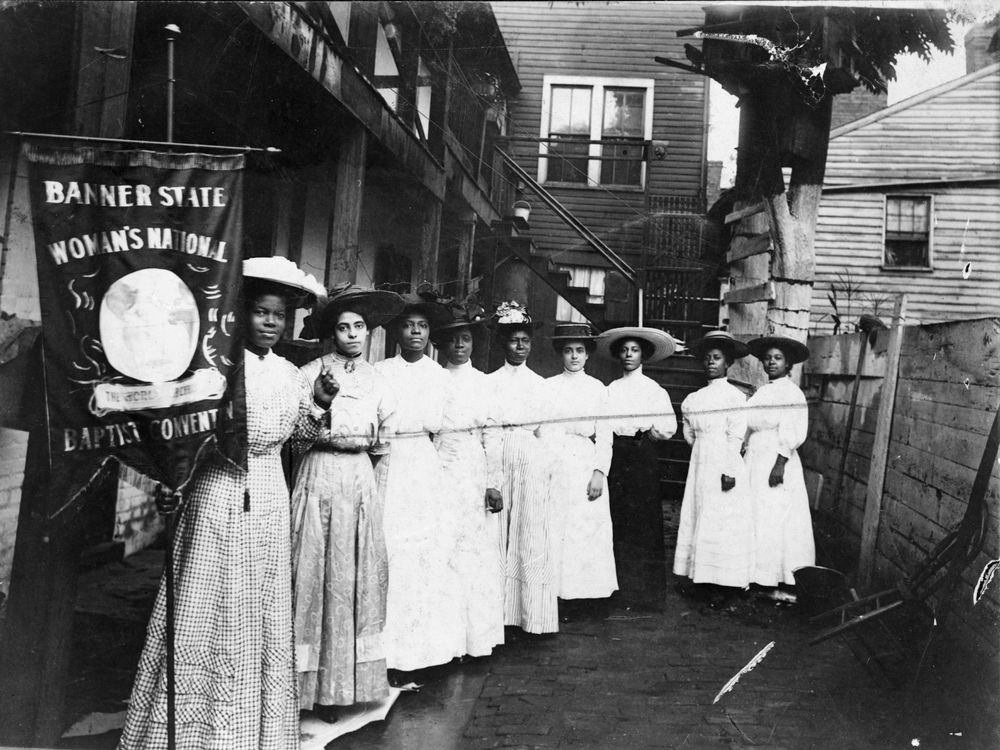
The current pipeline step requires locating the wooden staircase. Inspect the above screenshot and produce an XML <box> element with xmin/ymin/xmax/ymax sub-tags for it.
<box><xmin>496</xmin><ymin>220</ymin><xmax>612</xmax><ymax>330</ymax></box>
<box><xmin>644</xmin><ymin>354</ymin><xmax>706</xmax><ymax>504</ymax></box>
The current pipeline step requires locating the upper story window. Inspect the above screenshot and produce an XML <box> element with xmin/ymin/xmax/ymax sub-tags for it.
<box><xmin>540</xmin><ymin>76</ymin><xmax>654</xmax><ymax>188</ymax></box>
<box><xmin>884</xmin><ymin>195</ymin><xmax>932</xmax><ymax>268</ymax></box>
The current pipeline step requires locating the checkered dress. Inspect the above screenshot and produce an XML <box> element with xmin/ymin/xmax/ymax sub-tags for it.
<box><xmin>119</xmin><ymin>351</ymin><xmax>321</xmax><ymax>750</ymax></box>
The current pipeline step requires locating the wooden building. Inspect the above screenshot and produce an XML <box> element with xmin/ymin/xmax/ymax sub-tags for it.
<box><xmin>491</xmin><ymin>0</ymin><xmax>719</xmax><ymax>359</ymax></box>
<box><xmin>810</xmin><ymin>62</ymin><xmax>1000</xmax><ymax>335</ymax></box>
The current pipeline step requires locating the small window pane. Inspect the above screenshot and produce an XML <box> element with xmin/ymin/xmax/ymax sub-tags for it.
<box><xmin>885</xmin><ymin>196</ymin><xmax>931</xmax><ymax>267</ymax></box>
<box><xmin>550</xmin><ymin>86</ymin><xmax>591</xmax><ymax>135</ymax></box>
<box><xmin>602</xmin><ymin>88</ymin><xmax>645</xmax><ymax>137</ymax></box>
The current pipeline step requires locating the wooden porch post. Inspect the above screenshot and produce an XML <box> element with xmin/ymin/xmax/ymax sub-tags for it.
<box><xmin>417</xmin><ymin>197</ymin><xmax>443</xmax><ymax>289</ymax></box>
<box><xmin>326</xmin><ymin>124</ymin><xmax>368</xmax><ymax>286</ymax></box>
<box><xmin>455</xmin><ymin>211</ymin><xmax>476</xmax><ymax>298</ymax></box>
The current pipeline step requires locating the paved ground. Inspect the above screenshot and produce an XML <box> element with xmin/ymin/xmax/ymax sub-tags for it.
<box><xmin>36</xmin><ymin>503</ymin><xmax>1000</xmax><ymax>749</ymax></box>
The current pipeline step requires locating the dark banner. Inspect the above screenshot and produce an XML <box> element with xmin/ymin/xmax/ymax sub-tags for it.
<box><xmin>24</xmin><ymin>143</ymin><xmax>247</xmax><ymax>517</ymax></box>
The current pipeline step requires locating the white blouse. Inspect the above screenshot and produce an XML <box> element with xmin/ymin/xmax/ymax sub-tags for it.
<box><xmin>605</xmin><ymin>367</ymin><xmax>677</xmax><ymax>440</ymax></box>
<box><xmin>486</xmin><ymin>361</ymin><xmax>547</xmax><ymax>433</ymax></box>
<box><xmin>374</xmin><ymin>354</ymin><xmax>448</xmax><ymax>441</ymax></box>
<box><xmin>745</xmin><ymin>376</ymin><xmax>808</xmax><ymax>458</ymax></box>
<box><xmin>541</xmin><ymin>369</ymin><xmax>613</xmax><ymax>475</ymax></box>
<box><xmin>441</xmin><ymin>360</ymin><xmax>503</xmax><ymax>488</ymax></box>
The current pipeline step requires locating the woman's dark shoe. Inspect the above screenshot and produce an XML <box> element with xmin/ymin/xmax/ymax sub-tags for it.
<box><xmin>313</xmin><ymin>704</ymin><xmax>338</xmax><ymax>724</ymax></box>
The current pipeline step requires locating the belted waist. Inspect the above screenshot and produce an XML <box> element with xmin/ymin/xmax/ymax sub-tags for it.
<box><xmin>312</xmin><ymin>443</ymin><xmax>370</xmax><ymax>454</ymax></box>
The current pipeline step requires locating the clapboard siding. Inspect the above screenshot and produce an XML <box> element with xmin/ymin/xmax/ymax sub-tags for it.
<box><xmin>825</xmin><ymin>65</ymin><xmax>1000</xmax><ymax>185</ymax></box>
<box><xmin>811</xmin><ymin>65</ymin><xmax>1000</xmax><ymax>333</ymax></box>
<box><xmin>493</xmin><ymin>1</ymin><xmax>708</xmax><ymax>267</ymax></box>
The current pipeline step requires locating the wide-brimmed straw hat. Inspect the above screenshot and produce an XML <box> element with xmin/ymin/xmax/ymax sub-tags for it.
<box><xmin>747</xmin><ymin>335</ymin><xmax>810</xmax><ymax>365</ymax></box>
<box><xmin>242</xmin><ymin>256</ymin><xmax>325</xmax><ymax>307</ymax></box>
<box><xmin>687</xmin><ymin>330</ymin><xmax>750</xmax><ymax>360</ymax></box>
<box><xmin>550</xmin><ymin>323</ymin><xmax>599</xmax><ymax>351</ymax></box>
<box><xmin>309</xmin><ymin>286</ymin><xmax>404</xmax><ymax>338</ymax></box>
<box><xmin>595</xmin><ymin>326</ymin><xmax>676</xmax><ymax>363</ymax></box>
<box><xmin>489</xmin><ymin>300</ymin><xmax>543</xmax><ymax>331</ymax></box>
<box><xmin>389</xmin><ymin>290</ymin><xmax>452</xmax><ymax>329</ymax></box>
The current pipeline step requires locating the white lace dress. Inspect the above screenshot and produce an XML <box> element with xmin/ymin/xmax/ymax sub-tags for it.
<box><xmin>435</xmin><ymin>360</ymin><xmax>505</xmax><ymax>656</ymax></box>
<box><xmin>744</xmin><ymin>376</ymin><xmax>815</xmax><ymax>586</ymax></box>
<box><xmin>374</xmin><ymin>354</ymin><xmax>464</xmax><ymax>671</ymax></box>
<box><xmin>672</xmin><ymin>377</ymin><xmax>753</xmax><ymax>588</ymax></box>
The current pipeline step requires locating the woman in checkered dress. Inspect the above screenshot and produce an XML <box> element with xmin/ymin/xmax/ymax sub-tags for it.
<box><xmin>119</xmin><ymin>261</ymin><xmax>335</xmax><ymax>750</ymax></box>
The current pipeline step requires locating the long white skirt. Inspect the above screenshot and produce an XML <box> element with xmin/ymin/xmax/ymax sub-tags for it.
<box><xmin>376</xmin><ymin>435</ymin><xmax>465</xmax><ymax>671</ymax></box>
<box><xmin>549</xmin><ymin>433</ymin><xmax>618</xmax><ymax>600</ymax></box>
<box><xmin>745</xmin><ymin>429</ymin><xmax>815</xmax><ymax>586</ymax></box>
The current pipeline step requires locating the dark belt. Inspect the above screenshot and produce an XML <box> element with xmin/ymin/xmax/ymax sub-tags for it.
<box><xmin>614</xmin><ymin>430</ymin><xmax>650</xmax><ymax>445</ymax></box>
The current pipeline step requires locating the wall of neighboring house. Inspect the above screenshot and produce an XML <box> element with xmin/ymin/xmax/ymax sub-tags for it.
<box><xmin>801</xmin><ymin>317</ymin><xmax>1000</xmax><ymax>655</ymax></box>
<box><xmin>810</xmin><ymin>63</ymin><xmax>1000</xmax><ymax>335</ymax></box>
<box><xmin>492</xmin><ymin>1</ymin><xmax>708</xmax><ymax>272</ymax></box>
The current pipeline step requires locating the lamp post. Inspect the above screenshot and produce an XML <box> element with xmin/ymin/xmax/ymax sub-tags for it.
<box><xmin>165</xmin><ymin>24</ymin><xmax>180</xmax><ymax>143</ymax></box>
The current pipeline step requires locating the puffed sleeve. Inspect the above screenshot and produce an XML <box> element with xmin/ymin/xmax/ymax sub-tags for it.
<box><xmin>288</xmin><ymin>364</ymin><xmax>326</xmax><ymax>456</ymax></box>
<box><xmin>680</xmin><ymin>396</ymin><xmax>696</xmax><ymax>446</ymax></box>
<box><xmin>776</xmin><ymin>382</ymin><xmax>808</xmax><ymax>458</ymax></box>
<box><xmin>593</xmin><ymin>384</ymin><xmax>613</xmax><ymax>476</ymax></box>
<box><xmin>482</xmin><ymin>382</ymin><xmax>504</xmax><ymax>490</ymax></box>
<box><xmin>648</xmin><ymin>383</ymin><xmax>678</xmax><ymax>441</ymax></box>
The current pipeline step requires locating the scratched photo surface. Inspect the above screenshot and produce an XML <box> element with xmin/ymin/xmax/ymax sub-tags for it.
<box><xmin>0</xmin><ymin>2</ymin><xmax>998</xmax><ymax>749</ymax></box>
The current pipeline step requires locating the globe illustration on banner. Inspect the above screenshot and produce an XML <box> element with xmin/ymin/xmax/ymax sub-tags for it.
<box><xmin>99</xmin><ymin>268</ymin><xmax>200</xmax><ymax>383</ymax></box>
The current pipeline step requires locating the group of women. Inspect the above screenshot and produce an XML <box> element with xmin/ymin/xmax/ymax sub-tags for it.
<box><xmin>117</xmin><ymin>256</ymin><xmax>814</xmax><ymax>750</ymax></box>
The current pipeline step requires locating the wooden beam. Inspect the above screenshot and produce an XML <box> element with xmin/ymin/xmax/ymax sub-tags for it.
<box><xmin>70</xmin><ymin>1</ymin><xmax>136</xmax><ymax>138</ymax></box>
<box><xmin>417</xmin><ymin>198</ymin><xmax>442</xmax><ymax>288</ymax></box>
<box><xmin>723</xmin><ymin>281</ymin><xmax>775</xmax><ymax>304</ymax></box>
<box><xmin>455</xmin><ymin>213</ymin><xmax>476</xmax><ymax>298</ymax></box>
<box><xmin>726</xmin><ymin>231</ymin><xmax>771</xmax><ymax>262</ymax></box>
<box><xmin>724</xmin><ymin>201</ymin><xmax>766</xmax><ymax>225</ymax></box>
<box><xmin>326</xmin><ymin>124</ymin><xmax>367</xmax><ymax>286</ymax></box>
<box><xmin>857</xmin><ymin>294</ymin><xmax>908</xmax><ymax>589</ymax></box>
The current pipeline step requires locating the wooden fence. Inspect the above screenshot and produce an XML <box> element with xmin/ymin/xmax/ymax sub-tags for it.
<box><xmin>801</xmin><ymin>316</ymin><xmax>1000</xmax><ymax>653</ymax></box>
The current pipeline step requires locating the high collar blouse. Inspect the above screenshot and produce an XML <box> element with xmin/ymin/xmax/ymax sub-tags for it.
<box><xmin>486</xmin><ymin>361</ymin><xmax>546</xmax><ymax>432</ymax></box>
<box><xmin>745</xmin><ymin>375</ymin><xmax>808</xmax><ymax>459</ymax></box>
<box><xmin>374</xmin><ymin>353</ymin><xmax>448</xmax><ymax>438</ymax></box>
<box><xmin>606</xmin><ymin>367</ymin><xmax>678</xmax><ymax>440</ymax></box>
<box><xmin>299</xmin><ymin>350</ymin><xmax>395</xmax><ymax>453</ymax></box>
<box><xmin>542</xmin><ymin>369</ymin><xmax>613</xmax><ymax>475</ymax></box>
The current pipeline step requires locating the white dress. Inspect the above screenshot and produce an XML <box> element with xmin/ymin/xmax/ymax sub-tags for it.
<box><xmin>487</xmin><ymin>361</ymin><xmax>558</xmax><ymax>633</ymax></box>
<box><xmin>374</xmin><ymin>354</ymin><xmax>464</xmax><ymax>671</ymax></box>
<box><xmin>435</xmin><ymin>360</ymin><xmax>505</xmax><ymax>656</ymax></box>
<box><xmin>744</xmin><ymin>376</ymin><xmax>815</xmax><ymax>586</ymax></box>
<box><xmin>542</xmin><ymin>369</ymin><xmax>618</xmax><ymax>600</ymax></box>
<box><xmin>672</xmin><ymin>377</ymin><xmax>753</xmax><ymax>588</ymax></box>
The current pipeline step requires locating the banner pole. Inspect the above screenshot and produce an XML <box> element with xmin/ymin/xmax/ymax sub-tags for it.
<box><xmin>6</xmin><ymin>131</ymin><xmax>279</xmax><ymax>153</ymax></box>
<box><xmin>164</xmin><ymin>507</ymin><xmax>177</xmax><ymax>750</ymax></box>
<box><xmin>164</xmin><ymin>24</ymin><xmax>180</xmax><ymax>750</ymax></box>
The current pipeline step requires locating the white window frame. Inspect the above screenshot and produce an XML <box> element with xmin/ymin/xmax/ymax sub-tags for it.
<box><xmin>881</xmin><ymin>194</ymin><xmax>934</xmax><ymax>270</ymax></box>
<box><xmin>538</xmin><ymin>75</ymin><xmax>654</xmax><ymax>188</ymax></box>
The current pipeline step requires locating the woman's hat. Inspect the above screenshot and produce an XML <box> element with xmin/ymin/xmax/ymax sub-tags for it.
<box><xmin>747</xmin><ymin>335</ymin><xmax>810</xmax><ymax>365</ymax></box>
<box><xmin>687</xmin><ymin>330</ymin><xmax>750</xmax><ymax>360</ymax></box>
<box><xmin>550</xmin><ymin>323</ymin><xmax>599</xmax><ymax>351</ymax></box>
<box><xmin>432</xmin><ymin>300</ymin><xmax>490</xmax><ymax>338</ymax></box>
<box><xmin>307</xmin><ymin>285</ymin><xmax>404</xmax><ymax>339</ymax></box>
<box><xmin>390</xmin><ymin>289</ymin><xmax>452</xmax><ymax>329</ymax></box>
<box><xmin>490</xmin><ymin>300</ymin><xmax>543</xmax><ymax>331</ymax></box>
<box><xmin>595</xmin><ymin>326</ymin><xmax>676</xmax><ymax>363</ymax></box>
<box><xmin>242</xmin><ymin>256</ymin><xmax>325</xmax><ymax>307</ymax></box>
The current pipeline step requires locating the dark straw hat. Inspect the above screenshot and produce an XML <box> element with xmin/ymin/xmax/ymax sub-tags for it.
<box><xmin>390</xmin><ymin>289</ymin><xmax>452</xmax><ymax>329</ymax></box>
<box><xmin>748</xmin><ymin>335</ymin><xmax>810</xmax><ymax>365</ymax></box>
<box><xmin>433</xmin><ymin>300</ymin><xmax>490</xmax><ymax>339</ymax></box>
<box><xmin>687</xmin><ymin>330</ymin><xmax>750</xmax><ymax>360</ymax></box>
<box><xmin>308</xmin><ymin>286</ymin><xmax>404</xmax><ymax>339</ymax></box>
<box><xmin>550</xmin><ymin>323</ymin><xmax>599</xmax><ymax>351</ymax></box>
<box><xmin>595</xmin><ymin>326</ymin><xmax>676</xmax><ymax>363</ymax></box>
